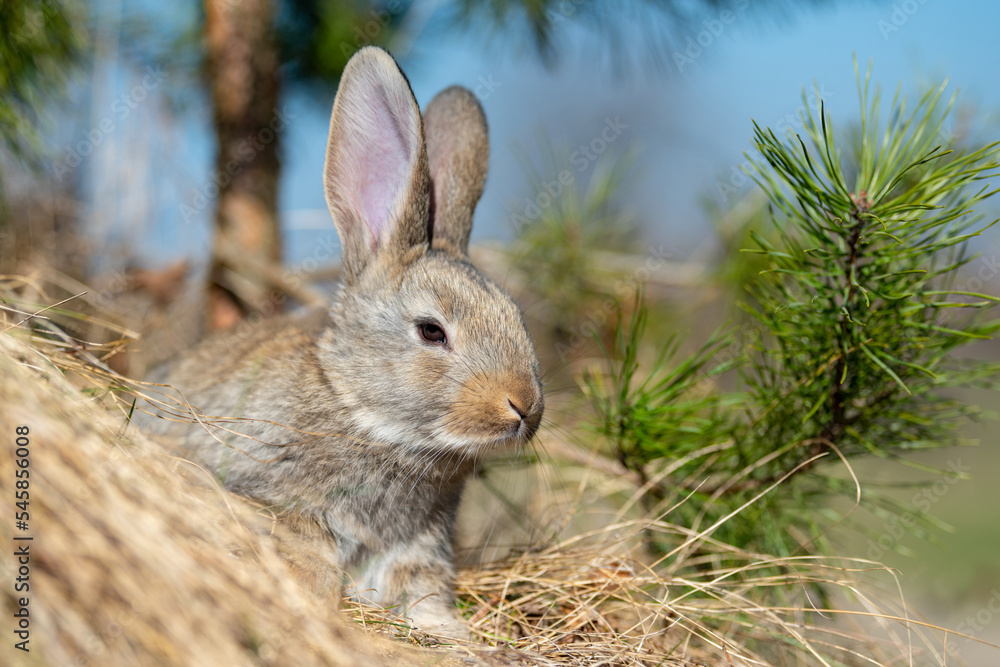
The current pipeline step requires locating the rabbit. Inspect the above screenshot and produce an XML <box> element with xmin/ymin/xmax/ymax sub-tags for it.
<box><xmin>145</xmin><ymin>46</ymin><xmax>544</xmax><ymax>638</ymax></box>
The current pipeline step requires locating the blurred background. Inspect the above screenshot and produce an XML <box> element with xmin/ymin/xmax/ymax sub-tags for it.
<box><xmin>3</xmin><ymin>0</ymin><xmax>999</xmax><ymax>661</ymax></box>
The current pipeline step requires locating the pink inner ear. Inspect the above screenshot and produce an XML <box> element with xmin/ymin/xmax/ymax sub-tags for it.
<box><xmin>349</xmin><ymin>85</ymin><xmax>416</xmax><ymax>252</ymax></box>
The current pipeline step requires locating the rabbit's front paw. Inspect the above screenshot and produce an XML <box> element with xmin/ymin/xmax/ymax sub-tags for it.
<box><xmin>405</xmin><ymin>602</ymin><xmax>472</xmax><ymax>641</ymax></box>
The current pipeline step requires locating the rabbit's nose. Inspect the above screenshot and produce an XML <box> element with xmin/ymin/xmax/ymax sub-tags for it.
<box><xmin>507</xmin><ymin>397</ymin><xmax>527</xmax><ymax>419</ymax></box>
<box><xmin>506</xmin><ymin>384</ymin><xmax>543</xmax><ymax>436</ymax></box>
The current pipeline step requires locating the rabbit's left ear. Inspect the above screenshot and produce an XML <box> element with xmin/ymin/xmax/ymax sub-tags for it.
<box><xmin>423</xmin><ymin>86</ymin><xmax>489</xmax><ymax>258</ymax></box>
<box><xmin>324</xmin><ymin>47</ymin><xmax>430</xmax><ymax>284</ymax></box>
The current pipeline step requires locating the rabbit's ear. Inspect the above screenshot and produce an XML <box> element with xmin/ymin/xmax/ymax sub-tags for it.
<box><xmin>324</xmin><ymin>47</ymin><xmax>430</xmax><ymax>284</ymax></box>
<box><xmin>423</xmin><ymin>86</ymin><xmax>489</xmax><ymax>258</ymax></box>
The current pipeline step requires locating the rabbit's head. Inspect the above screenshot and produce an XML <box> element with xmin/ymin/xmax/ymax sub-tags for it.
<box><xmin>319</xmin><ymin>47</ymin><xmax>543</xmax><ymax>456</ymax></box>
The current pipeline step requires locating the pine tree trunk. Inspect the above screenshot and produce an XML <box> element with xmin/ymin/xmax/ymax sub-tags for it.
<box><xmin>203</xmin><ymin>0</ymin><xmax>282</xmax><ymax>330</ymax></box>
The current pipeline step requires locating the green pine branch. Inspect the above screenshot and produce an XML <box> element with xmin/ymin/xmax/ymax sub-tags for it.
<box><xmin>587</xmin><ymin>62</ymin><xmax>1000</xmax><ymax>564</ymax></box>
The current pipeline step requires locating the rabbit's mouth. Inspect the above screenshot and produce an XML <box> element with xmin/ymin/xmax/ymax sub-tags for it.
<box><xmin>440</xmin><ymin>372</ymin><xmax>544</xmax><ymax>452</ymax></box>
<box><xmin>483</xmin><ymin>411</ymin><xmax>541</xmax><ymax>451</ymax></box>
<box><xmin>466</xmin><ymin>427</ymin><xmax>539</xmax><ymax>456</ymax></box>
<box><xmin>436</xmin><ymin>406</ymin><xmax>541</xmax><ymax>460</ymax></box>
<box><xmin>507</xmin><ymin>396</ymin><xmax>543</xmax><ymax>442</ymax></box>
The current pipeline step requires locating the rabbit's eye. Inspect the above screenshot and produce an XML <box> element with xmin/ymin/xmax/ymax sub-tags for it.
<box><xmin>418</xmin><ymin>321</ymin><xmax>447</xmax><ymax>345</ymax></box>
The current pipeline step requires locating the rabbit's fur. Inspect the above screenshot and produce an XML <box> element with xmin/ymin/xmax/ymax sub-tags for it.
<box><xmin>149</xmin><ymin>47</ymin><xmax>543</xmax><ymax>636</ymax></box>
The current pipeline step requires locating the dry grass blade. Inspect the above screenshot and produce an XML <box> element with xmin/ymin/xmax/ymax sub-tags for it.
<box><xmin>1</xmin><ymin>275</ymin><xmax>996</xmax><ymax>666</ymax></box>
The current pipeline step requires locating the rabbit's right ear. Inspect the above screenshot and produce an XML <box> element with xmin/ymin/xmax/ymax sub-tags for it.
<box><xmin>423</xmin><ymin>86</ymin><xmax>489</xmax><ymax>258</ymax></box>
<box><xmin>324</xmin><ymin>47</ymin><xmax>430</xmax><ymax>284</ymax></box>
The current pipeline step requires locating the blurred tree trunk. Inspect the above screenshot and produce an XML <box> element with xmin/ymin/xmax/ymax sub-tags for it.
<box><xmin>204</xmin><ymin>0</ymin><xmax>282</xmax><ymax>330</ymax></box>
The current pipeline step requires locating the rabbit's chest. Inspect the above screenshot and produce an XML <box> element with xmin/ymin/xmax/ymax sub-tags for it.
<box><xmin>314</xmin><ymin>453</ymin><xmax>469</xmax><ymax>560</ymax></box>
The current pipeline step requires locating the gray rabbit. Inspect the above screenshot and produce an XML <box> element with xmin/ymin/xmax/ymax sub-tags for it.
<box><xmin>149</xmin><ymin>47</ymin><xmax>544</xmax><ymax>636</ymax></box>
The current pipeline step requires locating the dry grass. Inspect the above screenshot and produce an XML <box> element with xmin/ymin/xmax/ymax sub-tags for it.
<box><xmin>1</xmin><ymin>274</ymin><xmax>997</xmax><ymax>666</ymax></box>
<box><xmin>0</xmin><ymin>277</ymin><xmax>478</xmax><ymax>667</ymax></box>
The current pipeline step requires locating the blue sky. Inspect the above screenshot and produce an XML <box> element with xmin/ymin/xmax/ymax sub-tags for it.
<box><xmin>71</xmin><ymin>0</ymin><xmax>1000</xmax><ymax>266</ymax></box>
<box><xmin>271</xmin><ymin>0</ymin><xmax>1000</xmax><ymax>264</ymax></box>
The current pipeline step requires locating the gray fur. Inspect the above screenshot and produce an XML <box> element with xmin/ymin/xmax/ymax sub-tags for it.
<box><xmin>424</xmin><ymin>86</ymin><xmax>490</xmax><ymax>257</ymax></box>
<box><xmin>146</xmin><ymin>47</ymin><xmax>543</xmax><ymax>637</ymax></box>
